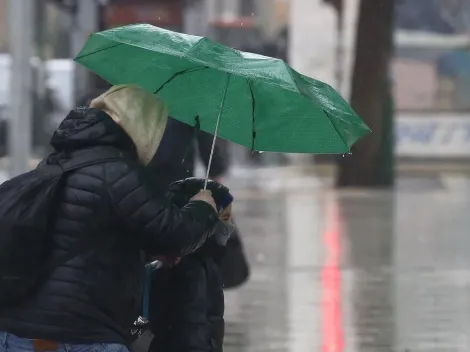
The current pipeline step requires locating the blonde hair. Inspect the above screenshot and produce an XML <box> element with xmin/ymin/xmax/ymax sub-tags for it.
<box><xmin>90</xmin><ymin>85</ymin><xmax>168</xmax><ymax>165</ymax></box>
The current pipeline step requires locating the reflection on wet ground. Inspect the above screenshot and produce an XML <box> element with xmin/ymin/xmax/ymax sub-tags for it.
<box><xmin>222</xmin><ymin>168</ymin><xmax>470</xmax><ymax>352</ymax></box>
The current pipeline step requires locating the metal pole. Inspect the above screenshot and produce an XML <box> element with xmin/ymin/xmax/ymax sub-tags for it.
<box><xmin>32</xmin><ymin>0</ymin><xmax>49</xmax><ymax>155</ymax></box>
<box><xmin>7</xmin><ymin>0</ymin><xmax>33</xmax><ymax>177</ymax></box>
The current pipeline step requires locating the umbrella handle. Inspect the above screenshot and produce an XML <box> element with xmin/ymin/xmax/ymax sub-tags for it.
<box><xmin>204</xmin><ymin>73</ymin><xmax>231</xmax><ymax>190</ymax></box>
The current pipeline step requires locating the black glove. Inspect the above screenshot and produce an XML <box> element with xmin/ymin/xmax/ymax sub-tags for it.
<box><xmin>167</xmin><ymin>177</ymin><xmax>233</xmax><ymax>212</ymax></box>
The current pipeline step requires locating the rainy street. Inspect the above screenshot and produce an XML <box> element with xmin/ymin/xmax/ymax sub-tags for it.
<box><xmin>1</xmin><ymin>158</ymin><xmax>470</xmax><ymax>351</ymax></box>
<box><xmin>220</xmin><ymin>163</ymin><xmax>470</xmax><ymax>352</ymax></box>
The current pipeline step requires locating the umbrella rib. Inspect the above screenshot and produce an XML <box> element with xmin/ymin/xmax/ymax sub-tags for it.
<box><xmin>154</xmin><ymin>66</ymin><xmax>209</xmax><ymax>94</ymax></box>
<box><xmin>248</xmin><ymin>81</ymin><xmax>256</xmax><ymax>151</ymax></box>
<box><xmin>74</xmin><ymin>43</ymin><xmax>125</xmax><ymax>61</ymax></box>
<box><xmin>323</xmin><ymin>109</ymin><xmax>349</xmax><ymax>152</ymax></box>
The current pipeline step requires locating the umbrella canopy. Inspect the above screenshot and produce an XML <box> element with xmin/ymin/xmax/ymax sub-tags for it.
<box><xmin>75</xmin><ymin>24</ymin><xmax>370</xmax><ymax>154</ymax></box>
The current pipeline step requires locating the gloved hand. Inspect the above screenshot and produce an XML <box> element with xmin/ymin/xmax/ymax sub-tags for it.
<box><xmin>167</xmin><ymin>178</ymin><xmax>235</xmax><ymax>258</ymax></box>
<box><xmin>190</xmin><ymin>189</ymin><xmax>217</xmax><ymax>211</ymax></box>
<box><xmin>167</xmin><ymin>178</ymin><xmax>233</xmax><ymax>212</ymax></box>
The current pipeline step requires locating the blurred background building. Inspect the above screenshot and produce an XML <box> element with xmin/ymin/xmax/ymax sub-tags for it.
<box><xmin>393</xmin><ymin>0</ymin><xmax>470</xmax><ymax>160</ymax></box>
<box><xmin>0</xmin><ymin>0</ymin><xmax>470</xmax><ymax>166</ymax></box>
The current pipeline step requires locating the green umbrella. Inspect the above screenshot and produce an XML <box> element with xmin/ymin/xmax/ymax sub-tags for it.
<box><xmin>75</xmin><ymin>24</ymin><xmax>370</xmax><ymax>182</ymax></box>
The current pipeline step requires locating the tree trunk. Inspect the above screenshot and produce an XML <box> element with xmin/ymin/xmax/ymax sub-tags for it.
<box><xmin>336</xmin><ymin>0</ymin><xmax>395</xmax><ymax>188</ymax></box>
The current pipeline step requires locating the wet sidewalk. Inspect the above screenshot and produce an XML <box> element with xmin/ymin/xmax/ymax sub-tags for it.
<box><xmin>1</xmin><ymin>158</ymin><xmax>469</xmax><ymax>351</ymax></box>
<box><xmin>223</xmin><ymin>168</ymin><xmax>470</xmax><ymax>352</ymax></box>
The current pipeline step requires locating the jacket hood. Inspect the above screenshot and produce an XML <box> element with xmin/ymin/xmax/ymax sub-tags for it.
<box><xmin>90</xmin><ymin>85</ymin><xmax>168</xmax><ymax>165</ymax></box>
<box><xmin>50</xmin><ymin>107</ymin><xmax>137</xmax><ymax>154</ymax></box>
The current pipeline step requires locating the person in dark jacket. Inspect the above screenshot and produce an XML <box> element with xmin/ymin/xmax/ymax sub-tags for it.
<box><xmin>149</xmin><ymin>178</ymin><xmax>235</xmax><ymax>352</ymax></box>
<box><xmin>0</xmin><ymin>85</ymin><xmax>219</xmax><ymax>352</ymax></box>
<box><xmin>149</xmin><ymin>118</ymin><xmax>229</xmax><ymax>187</ymax></box>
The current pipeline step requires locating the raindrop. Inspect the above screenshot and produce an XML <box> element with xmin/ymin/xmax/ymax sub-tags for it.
<box><xmin>342</xmin><ymin>154</ymin><xmax>345</xmax><ymax>158</ymax></box>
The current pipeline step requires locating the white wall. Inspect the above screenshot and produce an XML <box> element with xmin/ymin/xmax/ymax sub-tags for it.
<box><xmin>288</xmin><ymin>0</ymin><xmax>336</xmax><ymax>86</ymax></box>
<box><xmin>341</xmin><ymin>0</ymin><xmax>359</xmax><ymax>99</ymax></box>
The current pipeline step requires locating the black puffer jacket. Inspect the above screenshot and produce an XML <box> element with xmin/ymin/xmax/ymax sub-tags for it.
<box><xmin>150</xmin><ymin>254</ymin><xmax>225</xmax><ymax>352</ymax></box>
<box><xmin>0</xmin><ymin>108</ymin><xmax>218</xmax><ymax>346</ymax></box>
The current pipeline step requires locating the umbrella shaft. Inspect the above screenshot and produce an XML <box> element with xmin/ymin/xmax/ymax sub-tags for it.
<box><xmin>204</xmin><ymin>73</ymin><xmax>231</xmax><ymax>189</ymax></box>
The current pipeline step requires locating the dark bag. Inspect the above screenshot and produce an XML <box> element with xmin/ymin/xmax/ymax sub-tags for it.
<box><xmin>219</xmin><ymin>223</ymin><xmax>250</xmax><ymax>289</ymax></box>
<box><xmin>0</xmin><ymin>148</ymin><xmax>121</xmax><ymax>305</ymax></box>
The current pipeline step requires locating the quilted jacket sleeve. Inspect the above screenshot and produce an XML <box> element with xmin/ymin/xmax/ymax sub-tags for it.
<box><xmin>104</xmin><ymin>160</ymin><xmax>219</xmax><ymax>257</ymax></box>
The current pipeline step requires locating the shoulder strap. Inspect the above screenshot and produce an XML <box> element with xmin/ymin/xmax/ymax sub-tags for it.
<box><xmin>59</xmin><ymin>147</ymin><xmax>125</xmax><ymax>173</ymax></box>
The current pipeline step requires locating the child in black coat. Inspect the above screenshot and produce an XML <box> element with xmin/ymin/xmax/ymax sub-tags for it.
<box><xmin>149</xmin><ymin>178</ymin><xmax>234</xmax><ymax>352</ymax></box>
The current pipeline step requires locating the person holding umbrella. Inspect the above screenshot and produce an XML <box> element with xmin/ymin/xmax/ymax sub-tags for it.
<box><xmin>71</xmin><ymin>25</ymin><xmax>370</xmax><ymax>352</ymax></box>
<box><xmin>0</xmin><ymin>85</ymin><xmax>219</xmax><ymax>352</ymax></box>
<box><xmin>74</xmin><ymin>25</ymin><xmax>370</xmax><ymax>301</ymax></box>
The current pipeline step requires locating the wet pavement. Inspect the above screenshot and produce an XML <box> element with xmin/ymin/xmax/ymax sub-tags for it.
<box><xmin>222</xmin><ymin>167</ymin><xmax>470</xmax><ymax>352</ymax></box>
<box><xmin>1</xmin><ymin>154</ymin><xmax>470</xmax><ymax>351</ymax></box>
